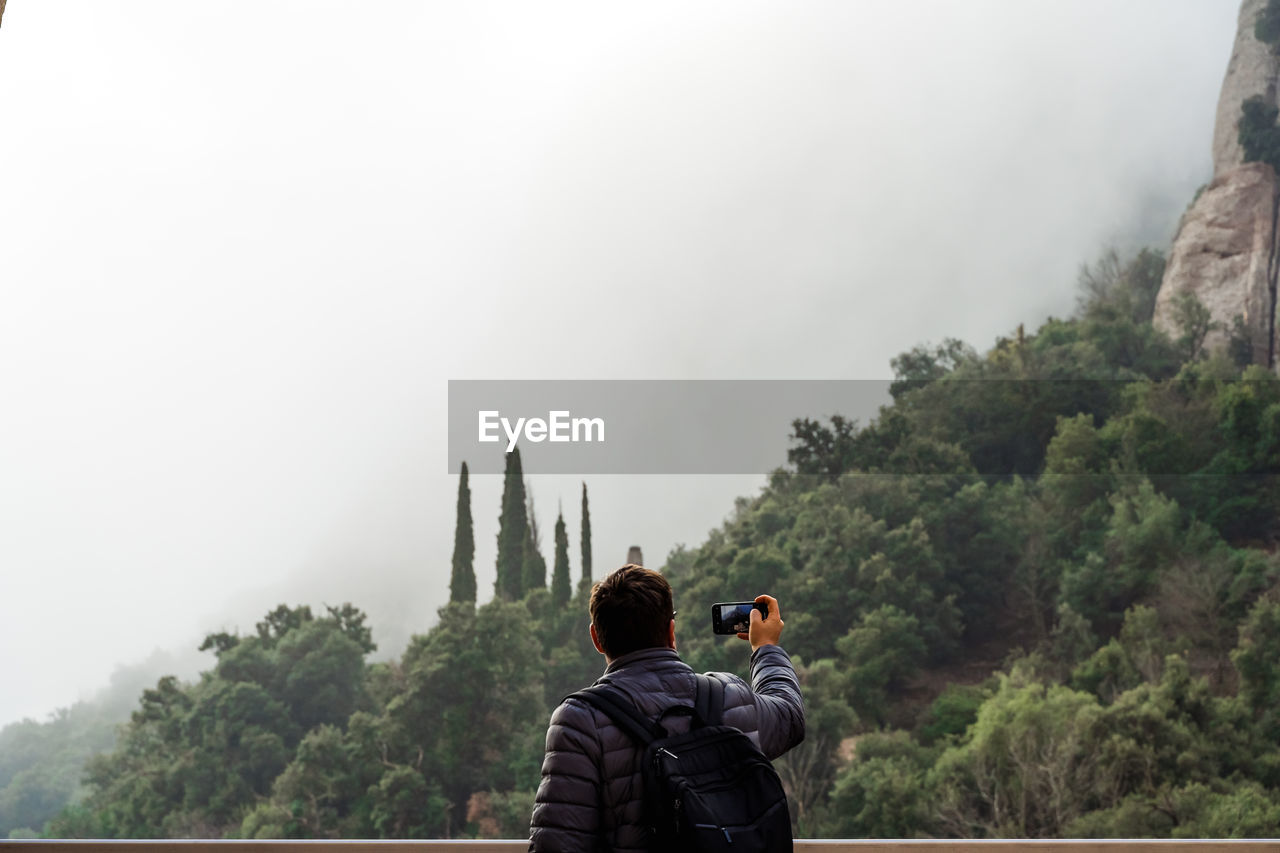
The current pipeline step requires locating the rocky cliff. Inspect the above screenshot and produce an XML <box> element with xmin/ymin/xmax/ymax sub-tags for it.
<box><xmin>1153</xmin><ymin>0</ymin><xmax>1280</xmax><ymax>366</ymax></box>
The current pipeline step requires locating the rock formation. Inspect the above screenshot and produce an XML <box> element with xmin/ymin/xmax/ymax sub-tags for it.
<box><xmin>1213</xmin><ymin>0</ymin><xmax>1280</xmax><ymax>172</ymax></box>
<box><xmin>1153</xmin><ymin>0</ymin><xmax>1280</xmax><ymax>366</ymax></box>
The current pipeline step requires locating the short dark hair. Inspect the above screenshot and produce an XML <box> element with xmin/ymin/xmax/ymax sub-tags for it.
<box><xmin>589</xmin><ymin>564</ymin><xmax>674</xmax><ymax>658</ymax></box>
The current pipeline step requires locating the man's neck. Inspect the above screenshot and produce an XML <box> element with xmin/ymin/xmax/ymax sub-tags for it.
<box><xmin>603</xmin><ymin>645</ymin><xmax>680</xmax><ymax>671</ymax></box>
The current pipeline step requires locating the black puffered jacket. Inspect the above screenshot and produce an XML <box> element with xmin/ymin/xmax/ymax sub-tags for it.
<box><xmin>528</xmin><ymin>645</ymin><xmax>806</xmax><ymax>852</ymax></box>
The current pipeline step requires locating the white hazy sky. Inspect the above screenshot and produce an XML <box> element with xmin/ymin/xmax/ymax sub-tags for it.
<box><xmin>0</xmin><ymin>1</ymin><xmax>1239</xmax><ymax>727</ymax></box>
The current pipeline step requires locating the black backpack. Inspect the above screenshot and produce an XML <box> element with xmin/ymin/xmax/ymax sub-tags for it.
<box><xmin>568</xmin><ymin>673</ymin><xmax>793</xmax><ymax>853</ymax></box>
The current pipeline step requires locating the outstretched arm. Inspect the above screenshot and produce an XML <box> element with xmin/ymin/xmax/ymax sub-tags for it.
<box><xmin>738</xmin><ymin>595</ymin><xmax>805</xmax><ymax>759</ymax></box>
<box><xmin>748</xmin><ymin>643</ymin><xmax>806</xmax><ymax>759</ymax></box>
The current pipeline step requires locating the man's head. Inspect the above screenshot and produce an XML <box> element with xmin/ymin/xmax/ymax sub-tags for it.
<box><xmin>588</xmin><ymin>564</ymin><xmax>675</xmax><ymax>660</ymax></box>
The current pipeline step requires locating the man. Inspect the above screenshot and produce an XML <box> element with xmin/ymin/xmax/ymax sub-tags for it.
<box><xmin>529</xmin><ymin>564</ymin><xmax>805</xmax><ymax>851</ymax></box>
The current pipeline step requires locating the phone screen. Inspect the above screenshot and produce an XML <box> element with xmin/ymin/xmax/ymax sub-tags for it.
<box><xmin>722</xmin><ymin>603</ymin><xmax>757</xmax><ymax>633</ymax></box>
<box><xmin>715</xmin><ymin>602</ymin><xmax>761</xmax><ymax>634</ymax></box>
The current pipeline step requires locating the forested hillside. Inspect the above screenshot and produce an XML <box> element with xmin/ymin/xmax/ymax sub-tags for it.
<box><xmin>17</xmin><ymin>248</ymin><xmax>1280</xmax><ymax>838</ymax></box>
<box><xmin>0</xmin><ymin>651</ymin><xmax>197</xmax><ymax>839</ymax></box>
<box><xmin>667</xmin><ymin>250</ymin><xmax>1280</xmax><ymax>836</ymax></box>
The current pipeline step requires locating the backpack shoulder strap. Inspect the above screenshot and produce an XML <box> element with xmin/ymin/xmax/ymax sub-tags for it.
<box><xmin>694</xmin><ymin>673</ymin><xmax>726</xmax><ymax>727</ymax></box>
<box><xmin>567</xmin><ymin>684</ymin><xmax>667</xmax><ymax>746</ymax></box>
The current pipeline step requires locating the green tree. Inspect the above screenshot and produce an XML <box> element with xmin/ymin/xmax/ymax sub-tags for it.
<box><xmin>389</xmin><ymin>599</ymin><xmax>545</xmax><ymax>827</ymax></box>
<box><xmin>522</xmin><ymin>492</ymin><xmax>547</xmax><ymax>593</ymax></box>
<box><xmin>1195</xmin><ymin>368</ymin><xmax>1280</xmax><ymax>541</ymax></box>
<box><xmin>53</xmin><ymin>605</ymin><xmax>376</xmax><ymax>838</ymax></box>
<box><xmin>1041</xmin><ymin>414</ymin><xmax>1112</xmax><ymax>539</ymax></box>
<box><xmin>1070</xmin><ymin>605</ymin><xmax>1170</xmax><ymax>702</ymax></box>
<box><xmin>1171</xmin><ymin>290</ymin><xmax>1218</xmax><ymax>362</ymax></box>
<box><xmin>1240</xmin><ymin>94</ymin><xmax>1280</xmax><ymax>170</ymax></box>
<box><xmin>926</xmin><ymin>478</ymin><xmax>1030</xmax><ymax>642</ymax></box>
<box><xmin>450</xmin><ymin>462</ymin><xmax>476</xmax><ymax>605</ymax></box>
<box><xmin>262</xmin><ymin>615</ymin><xmax>373</xmax><ymax>733</ymax></box>
<box><xmin>787</xmin><ymin>415</ymin><xmax>861</xmax><ymax>480</ymax></box>
<box><xmin>930</xmin><ymin>676</ymin><xmax>1105</xmax><ymax>837</ymax></box>
<box><xmin>1232</xmin><ymin>598</ymin><xmax>1280</xmax><ymax>741</ymax></box>
<box><xmin>0</xmin><ymin>701</ymin><xmax>121</xmax><ymax>838</ymax></box>
<box><xmin>578</xmin><ymin>482</ymin><xmax>593</xmax><ymax>596</ymax></box>
<box><xmin>1095</xmin><ymin>657</ymin><xmax>1248</xmax><ymax>803</ymax></box>
<box><xmin>821</xmin><ymin>731</ymin><xmax>935</xmax><ymax>837</ymax></box>
<box><xmin>466</xmin><ymin>789</ymin><xmax>537</xmax><ymax>839</ymax></box>
<box><xmin>1068</xmin><ymin>781</ymin><xmax>1280</xmax><ymax>838</ymax></box>
<box><xmin>74</xmin><ymin>675</ymin><xmax>293</xmax><ymax>837</ymax></box>
<box><xmin>1228</xmin><ymin>314</ymin><xmax>1256</xmax><ymax>368</ymax></box>
<box><xmin>838</xmin><ymin>605</ymin><xmax>927</xmax><ymax>725</ymax></box>
<box><xmin>1257</xmin><ymin>0</ymin><xmax>1280</xmax><ymax>47</ymax></box>
<box><xmin>249</xmin><ymin>724</ymin><xmax>359</xmax><ymax>838</ymax></box>
<box><xmin>1076</xmin><ymin>248</ymin><xmax>1165</xmax><ymax>326</ymax></box>
<box><xmin>495</xmin><ymin>449</ymin><xmax>529</xmax><ymax>601</ymax></box>
<box><xmin>1060</xmin><ymin>480</ymin><xmax>1185</xmax><ymax>630</ymax></box>
<box><xmin>917</xmin><ymin>683</ymin><xmax>990</xmax><ymax>746</ymax></box>
<box><xmin>888</xmin><ymin>338</ymin><xmax>977</xmax><ymax>400</ymax></box>
<box><xmin>551</xmin><ymin>510</ymin><xmax>572</xmax><ymax>608</ymax></box>
<box><xmin>773</xmin><ymin>658</ymin><xmax>857</xmax><ymax>835</ymax></box>
<box><xmin>368</xmin><ymin>766</ymin><xmax>448</xmax><ymax>839</ymax></box>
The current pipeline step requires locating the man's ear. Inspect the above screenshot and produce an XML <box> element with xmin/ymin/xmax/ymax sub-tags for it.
<box><xmin>589</xmin><ymin>622</ymin><xmax>606</xmax><ymax>657</ymax></box>
<box><xmin>668</xmin><ymin>618</ymin><xmax>677</xmax><ymax>651</ymax></box>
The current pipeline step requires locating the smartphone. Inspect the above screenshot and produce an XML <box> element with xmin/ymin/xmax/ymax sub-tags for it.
<box><xmin>710</xmin><ymin>601</ymin><xmax>770</xmax><ymax>635</ymax></box>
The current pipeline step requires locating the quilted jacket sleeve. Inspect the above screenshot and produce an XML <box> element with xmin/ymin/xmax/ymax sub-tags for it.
<box><xmin>529</xmin><ymin>697</ymin><xmax>603</xmax><ymax>852</ymax></box>
<box><xmin>747</xmin><ymin>644</ymin><xmax>806</xmax><ymax>760</ymax></box>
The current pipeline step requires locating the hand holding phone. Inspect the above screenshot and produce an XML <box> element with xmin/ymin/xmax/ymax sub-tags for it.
<box><xmin>741</xmin><ymin>595</ymin><xmax>783</xmax><ymax>650</ymax></box>
<box><xmin>711</xmin><ymin>601</ymin><xmax>768</xmax><ymax>635</ymax></box>
<box><xmin>710</xmin><ymin>596</ymin><xmax>784</xmax><ymax>650</ymax></box>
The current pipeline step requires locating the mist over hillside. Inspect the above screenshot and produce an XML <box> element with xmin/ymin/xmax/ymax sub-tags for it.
<box><xmin>0</xmin><ymin>0</ymin><xmax>1235</xmax><ymax>733</ymax></box>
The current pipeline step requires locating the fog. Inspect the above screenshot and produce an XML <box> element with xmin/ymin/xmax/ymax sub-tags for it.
<box><xmin>0</xmin><ymin>0</ymin><xmax>1237</xmax><ymax>726</ymax></box>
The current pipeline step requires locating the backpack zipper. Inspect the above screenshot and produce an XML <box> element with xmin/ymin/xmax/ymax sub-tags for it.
<box><xmin>694</xmin><ymin>824</ymin><xmax>733</xmax><ymax>843</ymax></box>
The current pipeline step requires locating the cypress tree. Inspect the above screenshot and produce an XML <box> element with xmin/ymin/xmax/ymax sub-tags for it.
<box><xmin>449</xmin><ymin>461</ymin><xmax>476</xmax><ymax>604</ymax></box>
<box><xmin>495</xmin><ymin>448</ymin><xmax>528</xmax><ymax>600</ymax></box>
<box><xmin>522</xmin><ymin>491</ymin><xmax>547</xmax><ymax>592</ymax></box>
<box><xmin>551</xmin><ymin>508</ymin><xmax>571</xmax><ymax>608</ymax></box>
<box><xmin>579</xmin><ymin>482</ymin><xmax>593</xmax><ymax>596</ymax></box>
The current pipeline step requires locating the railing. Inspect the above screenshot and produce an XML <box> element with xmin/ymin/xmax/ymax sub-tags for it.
<box><xmin>0</xmin><ymin>841</ymin><xmax>1276</xmax><ymax>852</ymax></box>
